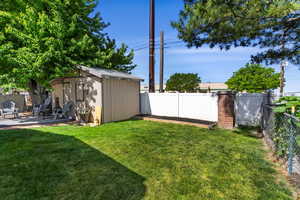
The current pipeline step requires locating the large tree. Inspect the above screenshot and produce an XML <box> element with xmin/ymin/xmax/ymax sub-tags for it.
<box><xmin>172</xmin><ymin>0</ymin><xmax>300</xmax><ymax>65</ymax></box>
<box><xmin>166</xmin><ymin>73</ymin><xmax>201</xmax><ymax>92</ymax></box>
<box><xmin>226</xmin><ymin>64</ymin><xmax>280</xmax><ymax>93</ymax></box>
<box><xmin>0</xmin><ymin>0</ymin><xmax>135</xmax><ymax>103</ymax></box>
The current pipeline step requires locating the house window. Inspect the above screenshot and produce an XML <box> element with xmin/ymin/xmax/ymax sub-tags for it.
<box><xmin>76</xmin><ymin>83</ymin><xmax>84</xmax><ymax>102</ymax></box>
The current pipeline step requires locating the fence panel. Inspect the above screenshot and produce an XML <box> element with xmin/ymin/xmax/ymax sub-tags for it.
<box><xmin>178</xmin><ymin>93</ymin><xmax>218</xmax><ymax>122</ymax></box>
<box><xmin>235</xmin><ymin>93</ymin><xmax>268</xmax><ymax>126</ymax></box>
<box><xmin>140</xmin><ymin>93</ymin><xmax>179</xmax><ymax>117</ymax></box>
<box><xmin>140</xmin><ymin>93</ymin><xmax>218</xmax><ymax>122</ymax></box>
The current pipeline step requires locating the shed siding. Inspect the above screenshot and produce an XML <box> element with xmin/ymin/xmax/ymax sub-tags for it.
<box><xmin>52</xmin><ymin>82</ymin><xmax>64</xmax><ymax>108</ymax></box>
<box><xmin>51</xmin><ymin>75</ymin><xmax>102</xmax><ymax>122</ymax></box>
<box><xmin>103</xmin><ymin>79</ymin><xmax>140</xmax><ymax>123</ymax></box>
<box><xmin>51</xmin><ymin>72</ymin><xmax>141</xmax><ymax>124</ymax></box>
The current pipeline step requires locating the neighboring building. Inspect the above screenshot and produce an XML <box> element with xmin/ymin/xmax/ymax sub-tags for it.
<box><xmin>284</xmin><ymin>92</ymin><xmax>300</xmax><ymax>97</ymax></box>
<box><xmin>50</xmin><ymin>65</ymin><xmax>143</xmax><ymax>124</ymax></box>
<box><xmin>140</xmin><ymin>84</ymin><xmax>166</xmax><ymax>93</ymax></box>
<box><xmin>0</xmin><ymin>94</ymin><xmax>26</xmax><ymax>112</ymax></box>
<box><xmin>198</xmin><ymin>83</ymin><xmax>228</xmax><ymax>93</ymax></box>
<box><xmin>141</xmin><ymin>82</ymin><xmax>228</xmax><ymax>93</ymax></box>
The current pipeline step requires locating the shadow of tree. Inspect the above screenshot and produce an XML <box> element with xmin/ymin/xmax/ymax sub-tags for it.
<box><xmin>0</xmin><ymin>129</ymin><xmax>146</xmax><ymax>200</ymax></box>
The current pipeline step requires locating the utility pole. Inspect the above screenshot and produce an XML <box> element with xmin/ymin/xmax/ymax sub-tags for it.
<box><xmin>159</xmin><ymin>31</ymin><xmax>164</xmax><ymax>93</ymax></box>
<box><xmin>279</xmin><ymin>31</ymin><xmax>288</xmax><ymax>97</ymax></box>
<box><xmin>149</xmin><ymin>0</ymin><xmax>155</xmax><ymax>93</ymax></box>
<box><xmin>279</xmin><ymin>61</ymin><xmax>288</xmax><ymax>97</ymax></box>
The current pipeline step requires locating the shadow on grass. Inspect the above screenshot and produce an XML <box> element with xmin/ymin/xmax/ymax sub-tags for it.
<box><xmin>232</xmin><ymin>125</ymin><xmax>262</xmax><ymax>138</ymax></box>
<box><xmin>0</xmin><ymin>129</ymin><xmax>146</xmax><ymax>200</ymax></box>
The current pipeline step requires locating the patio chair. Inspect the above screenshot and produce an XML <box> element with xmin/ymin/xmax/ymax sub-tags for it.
<box><xmin>54</xmin><ymin>101</ymin><xmax>75</xmax><ymax>120</ymax></box>
<box><xmin>0</xmin><ymin>100</ymin><xmax>19</xmax><ymax>119</ymax></box>
<box><xmin>36</xmin><ymin>96</ymin><xmax>52</xmax><ymax>118</ymax></box>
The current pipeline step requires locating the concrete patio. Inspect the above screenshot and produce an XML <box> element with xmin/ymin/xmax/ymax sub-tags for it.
<box><xmin>0</xmin><ymin>113</ymin><xmax>73</xmax><ymax>129</ymax></box>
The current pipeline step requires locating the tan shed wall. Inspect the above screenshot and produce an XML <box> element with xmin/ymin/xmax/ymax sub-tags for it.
<box><xmin>103</xmin><ymin>78</ymin><xmax>140</xmax><ymax>123</ymax></box>
<box><xmin>51</xmin><ymin>75</ymin><xmax>102</xmax><ymax>122</ymax></box>
<box><xmin>52</xmin><ymin>73</ymin><xmax>141</xmax><ymax>124</ymax></box>
<box><xmin>52</xmin><ymin>82</ymin><xmax>64</xmax><ymax>108</ymax></box>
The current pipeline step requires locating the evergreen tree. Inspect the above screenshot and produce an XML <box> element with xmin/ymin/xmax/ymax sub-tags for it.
<box><xmin>172</xmin><ymin>0</ymin><xmax>300</xmax><ymax>65</ymax></box>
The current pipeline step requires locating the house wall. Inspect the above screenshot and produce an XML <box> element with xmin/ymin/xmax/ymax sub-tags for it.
<box><xmin>102</xmin><ymin>78</ymin><xmax>140</xmax><ymax>123</ymax></box>
<box><xmin>51</xmin><ymin>74</ymin><xmax>102</xmax><ymax>122</ymax></box>
<box><xmin>0</xmin><ymin>95</ymin><xmax>26</xmax><ymax>112</ymax></box>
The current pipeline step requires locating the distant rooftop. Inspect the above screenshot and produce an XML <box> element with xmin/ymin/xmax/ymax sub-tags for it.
<box><xmin>140</xmin><ymin>82</ymin><xmax>228</xmax><ymax>92</ymax></box>
<box><xmin>199</xmin><ymin>83</ymin><xmax>228</xmax><ymax>90</ymax></box>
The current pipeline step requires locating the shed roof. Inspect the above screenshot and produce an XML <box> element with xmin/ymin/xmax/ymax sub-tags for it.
<box><xmin>78</xmin><ymin>65</ymin><xmax>143</xmax><ymax>81</ymax></box>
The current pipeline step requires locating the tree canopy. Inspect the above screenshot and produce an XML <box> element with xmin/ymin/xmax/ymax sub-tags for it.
<box><xmin>0</xmin><ymin>0</ymin><xmax>136</xmax><ymax>92</ymax></box>
<box><xmin>166</xmin><ymin>73</ymin><xmax>201</xmax><ymax>92</ymax></box>
<box><xmin>172</xmin><ymin>0</ymin><xmax>300</xmax><ymax>65</ymax></box>
<box><xmin>226</xmin><ymin>64</ymin><xmax>280</xmax><ymax>93</ymax></box>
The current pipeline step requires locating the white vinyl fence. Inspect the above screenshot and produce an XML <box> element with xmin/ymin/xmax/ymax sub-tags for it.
<box><xmin>235</xmin><ymin>93</ymin><xmax>268</xmax><ymax>126</ymax></box>
<box><xmin>140</xmin><ymin>93</ymin><xmax>218</xmax><ymax>122</ymax></box>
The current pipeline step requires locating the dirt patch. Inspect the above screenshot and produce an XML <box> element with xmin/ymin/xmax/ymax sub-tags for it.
<box><xmin>135</xmin><ymin>115</ymin><xmax>216</xmax><ymax>129</ymax></box>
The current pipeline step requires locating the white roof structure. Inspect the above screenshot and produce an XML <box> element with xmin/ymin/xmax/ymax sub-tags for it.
<box><xmin>78</xmin><ymin>65</ymin><xmax>143</xmax><ymax>81</ymax></box>
<box><xmin>199</xmin><ymin>83</ymin><xmax>228</xmax><ymax>90</ymax></box>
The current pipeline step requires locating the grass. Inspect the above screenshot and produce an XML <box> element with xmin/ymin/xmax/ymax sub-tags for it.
<box><xmin>0</xmin><ymin>120</ymin><xmax>293</xmax><ymax>200</ymax></box>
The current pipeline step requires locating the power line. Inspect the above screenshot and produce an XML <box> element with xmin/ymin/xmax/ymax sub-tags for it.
<box><xmin>125</xmin><ymin>35</ymin><xmax>161</xmax><ymax>47</ymax></box>
<box><xmin>133</xmin><ymin>40</ymin><xmax>185</xmax><ymax>51</ymax></box>
<box><xmin>131</xmin><ymin>42</ymin><xmax>160</xmax><ymax>50</ymax></box>
<box><xmin>129</xmin><ymin>39</ymin><xmax>160</xmax><ymax>49</ymax></box>
<box><xmin>125</xmin><ymin>34</ymin><xmax>178</xmax><ymax>47</ymax></box>
<box><xmin>128</xmin><ymin>36</ymin><xmax>182</xmax><ymax>49</ymax></box>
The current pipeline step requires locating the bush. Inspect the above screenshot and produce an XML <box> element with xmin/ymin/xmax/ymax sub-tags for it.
<box><xmin>274</xmin><ymin>96</ymin><xmax>300</xmax><ymax>118</ymax></box>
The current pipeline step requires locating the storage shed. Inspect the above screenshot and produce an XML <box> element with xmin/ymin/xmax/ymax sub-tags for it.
<box><xmin>50</xmin><ymin>65</ymin><xmax>143</xmax><ymax>124</ymax></box>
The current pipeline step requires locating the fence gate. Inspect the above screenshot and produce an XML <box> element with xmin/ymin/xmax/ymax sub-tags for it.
<box><xmin>235</xmin><ymin>93</ymin><xmax>269</xmax><ymax>126</ymax></box>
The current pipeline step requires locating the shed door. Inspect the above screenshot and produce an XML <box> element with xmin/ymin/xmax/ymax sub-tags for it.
<box><xmin>63</xmin><ymin>82</ymin><xmax>72</xmax><ymax>104</ymax></box>
<box><xmin>103</xmin><ymin>79</ymin><xmax>139</xmax><ymax>123</ymax></box>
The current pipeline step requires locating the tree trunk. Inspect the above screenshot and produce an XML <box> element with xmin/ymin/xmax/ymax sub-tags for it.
<box><xmin>28</xmin><ymin>79</ymin><xmax>47</xmax><ymax>106</ymax></box>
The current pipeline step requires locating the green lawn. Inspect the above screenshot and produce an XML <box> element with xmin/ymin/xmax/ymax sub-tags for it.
<box><xmin>0</xmin><ymin>120</ymin><xmax>293</xmax><ymax>200</ymax></box>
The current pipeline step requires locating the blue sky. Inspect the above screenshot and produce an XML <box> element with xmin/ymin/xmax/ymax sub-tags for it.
<box><xmin>97</xmin><ymin>1</ymin><xmax>299</xmax><ymax>92</ymax></box>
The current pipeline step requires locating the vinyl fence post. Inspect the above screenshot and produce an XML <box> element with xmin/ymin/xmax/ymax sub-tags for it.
<box><xmin>177</xmin><ymin>93</ymin><xmax>180</xmax><ymax>120</ymax></box>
